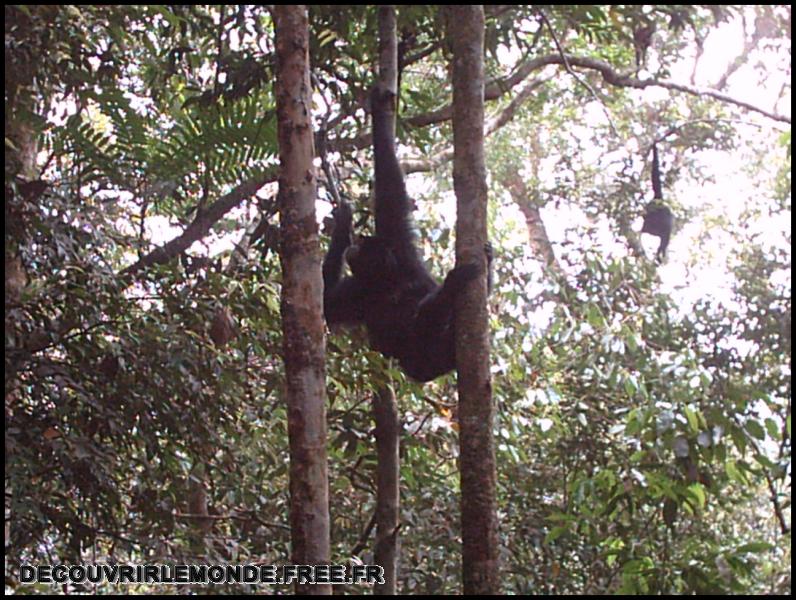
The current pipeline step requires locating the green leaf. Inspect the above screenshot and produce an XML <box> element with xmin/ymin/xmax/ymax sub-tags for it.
<box><xmin>745</xmin><ymin>420</ymin><xmax>766</xmax><ymax>440</ymax></box>
<box><xmin>545</xmin><ymin>525</ymin><xmax>570</xmax><ymax>544</ymax></box>
<box><xmin>735</xmin><ymin>542</ymin><xmax>774</xmax><ymax>554</ymax></box>
<box><xmin>685</xmin><ymin>483</ymin><xmax>706</xmax><ymax>508</ymax></box>
<box><xmin>764</xmin><ymin>417</ymin><xmax>781</xmax><ymax>438</ymax></box>
<box><xmin>683</xmin><ymin>405</ymin><xmax>699</xmax><ymax>433</ymax></box>
<box><xmin>725</xmin><ymin>460</ymin><xmax>749</xmax><ymax>485</ymax></box>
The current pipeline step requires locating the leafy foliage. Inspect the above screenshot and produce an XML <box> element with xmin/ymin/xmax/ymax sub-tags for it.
<box><xmin>5</xmin><ymin>4</ymin><xmax>790</xmax><ymax>595</ymax></box>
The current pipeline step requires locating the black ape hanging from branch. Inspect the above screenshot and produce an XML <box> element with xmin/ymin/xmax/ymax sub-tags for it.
<box><xmin>322</xmin><ymin>85</ymin><xmax>491</xmax><ymax>382</ymax></box>
<box><xmin>641</xmin><ymin>143</ymin><xmax>674</xmax><ymax>262</ymax></box>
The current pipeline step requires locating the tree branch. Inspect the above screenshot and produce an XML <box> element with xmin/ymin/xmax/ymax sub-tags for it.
<box><xmin>333</xmin><ymin>50</ymin><xmax>788</xmax><ymax>159</ymax></box>
<box><xmin>402</xmin><ymin>75</ymin><xmax>552</xmax><ymax>174</ymax></box>
<box><xmin>119</xmin><ymin>170</ymin><xmax>276</xmax><ymax>281</ymax></box>
<box><xmin>121</xmin><ymin>49</ymin><xmax>789</xmax><ymax>283</ymax></box>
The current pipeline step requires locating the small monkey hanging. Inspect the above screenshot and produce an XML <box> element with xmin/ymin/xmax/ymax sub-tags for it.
<box><xmin>641</xmin><ymin>144</ymin><xmax>674</xmax><ymax>262</ymax></box>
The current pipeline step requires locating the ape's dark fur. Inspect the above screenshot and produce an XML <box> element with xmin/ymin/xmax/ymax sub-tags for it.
<box><xmin>641</xmin><ymin>144</ymin><xmax>673</xmax><ymax>261</ymax></box>
<box><xmin>323</xmin><ymin>86</ymin><xmax>489</xmax><ymax>382</ymax></box>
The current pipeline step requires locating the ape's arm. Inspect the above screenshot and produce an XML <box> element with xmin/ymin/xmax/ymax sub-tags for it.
<box><xmin>370</xmin><ymin>85</ymin><xmax>416</xmax><ymax>253</ymax></box>
<box><xmin>323</xmin><ymin>202</ymin><xmax>364</xmax><ymax>326</ymax></box>
<box><xmin>322</xmin><ymin>201</ymin><xmax>353</xmax><ymax>290</ymax></box>
<box><xmin>651</xmin><ymin>143</ymin><xmax>663</xmax><ymax>200</ymax></box>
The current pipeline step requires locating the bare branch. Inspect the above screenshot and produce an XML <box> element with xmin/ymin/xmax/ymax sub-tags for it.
<box><xmin>538</xmin><ymin>10</ymin><xmax>619</xmax><ymax>136</ymax></box>
<box><xmin>335</xmin><ymin>51</ymin><xmax>788</xmax><ymax>157</ymax></box>
<box><xmin>120</xmin><ymin>170</ymin><xmax>276</xmax><ymax>281</ymax></box>
<box><xmin>402</xmin><ymin>75</ymin><xmax>552</xmax><ymax>174</ymax></box>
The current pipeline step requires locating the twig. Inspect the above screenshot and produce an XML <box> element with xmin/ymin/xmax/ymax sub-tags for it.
<box><xmin>538</xmin><ymin>10</ymin><xmax>620</xmax><ymax>137</ymax></box>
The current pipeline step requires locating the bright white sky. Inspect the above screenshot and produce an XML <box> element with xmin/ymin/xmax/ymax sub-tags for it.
<box><xmin>480</xmin><ymin>12</ymin><xmax>790</xmax><ymax>317</ymax></box>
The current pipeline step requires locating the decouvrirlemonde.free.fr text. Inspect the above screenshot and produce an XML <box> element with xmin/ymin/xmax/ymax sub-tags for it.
<box><xmin>19</xmin><ymin>564</ymin><xmax>385</xmax><ymax>586</ymax></box>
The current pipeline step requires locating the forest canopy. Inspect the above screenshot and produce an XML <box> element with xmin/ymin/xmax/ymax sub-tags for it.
<box><xmin>4</xmin><ymin>5</ymin><xmax>791</xmax><ymax>595</ymax></box>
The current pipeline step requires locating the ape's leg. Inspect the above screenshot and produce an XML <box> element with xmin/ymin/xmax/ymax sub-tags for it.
<box><xmin>415</xmin><ymin>264</ymin><xmax>480</xmax><ymax>331</ymax></box>
<box><xmin>416</xmin><ymin>242</ymin><xmax>493</xmax><ymax>330</ymax></box>
<box><xmin>407</xmin><ymin>245</ymin><xmax>494</xmax><ymax>381</ymax></box>
<box><xmin>400</xmin><ymin>345</ymin><xmax>454</xmax><ymax>382</ymax></box>
<box><xmin>656</xmin><ymin>230</ymin><xmax>671</xmax><ymax>262</ymax></box>
<box><xmin>324</xmin><ymin>276</ymin><xmax>365</xmax><ymax>326</ymax></box>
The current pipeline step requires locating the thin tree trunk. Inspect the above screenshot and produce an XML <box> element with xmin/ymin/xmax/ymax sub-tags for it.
<box><xmin>273</xmin><ymin>5</ymin><xmax>331</xmax><ymax>594</ymax></box>
<box><xmin>373</xmin><ymin>6</ymin><xmax>401</xmax><ymax>595</ymax></box>
<box><xmin>373</xmin><ymin>384</ymin><xmax>400</xmax><ymax>594</ymax></box>
<box><xmin>448</xmin><ymin>5</ymin><xmax>500</xmax><ymax>595</ymax></box>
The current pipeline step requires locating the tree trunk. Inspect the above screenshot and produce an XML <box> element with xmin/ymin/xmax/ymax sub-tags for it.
<box><xmin>273</xmin><ymin>5</ymin><xmax>331</xmax><ymax>594</ymax></box>
<box><xmin>373</xmin><ymin>6</ymin><xmax>401</xmax><ymax>595</ymax></box>
<box><xmin>373</xmin><ymin>384</ymin><xmax>400</xmax><ymax>594</ymax></box>
<box><xmin>448</xmin><ymin>4</ymin><xmax>501</xmax><ymax>595</ymax></box>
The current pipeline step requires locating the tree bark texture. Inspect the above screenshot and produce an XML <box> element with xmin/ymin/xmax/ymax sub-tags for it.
<box><xmin>373</xmin><ymin>383</ymin><xmax>400</xmax><ymax>595</ymax></box>
<box><xmin>373</xmin><ymin>7</ymin><xmax>401</xmax><ymax>595</ymax></box>
<box><xmin>273</xmin><ymin>5</ymin><xmax>332</xmax><ymax>595</ymax></box>
<box><xmin>449</xmin><ymin>4</ymin><xmax>500</xmax><ymax>595</ymax></box>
